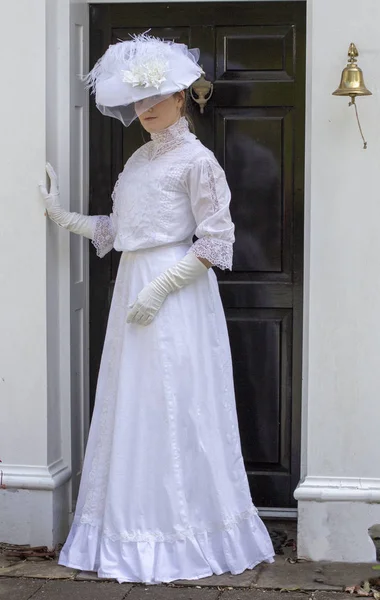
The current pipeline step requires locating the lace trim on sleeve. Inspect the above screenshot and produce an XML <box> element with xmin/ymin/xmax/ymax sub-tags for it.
<box><xmin>204</xmin><ymin>160</ymin><xmax>220</xmax><ymax>212</ymax></box>
<box><xmin>189</xmin><ymin>237</ymin><xmax>233</xmax><ymax>271</ymax></box>
<box><xmin>92</xmin><ymin>215</ymin><xmax>116</xmax><ymax>258</ymax></box>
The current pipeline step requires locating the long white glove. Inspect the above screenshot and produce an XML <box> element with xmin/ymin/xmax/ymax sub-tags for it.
<box><xmin>39</xmin><ymin>163</ymin><xmax>95</xmax><ymax>238</ymax></box>
<box><xmin>127</xmin><ymin>252</ymin><xmax>208</xmax><ymax>326</ymax></box>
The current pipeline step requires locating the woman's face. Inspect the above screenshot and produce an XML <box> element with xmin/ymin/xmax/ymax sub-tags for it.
<box><xmin>135</xmin><ymin>93</ymin><xmax>184</xmax><ymax>133</ymax></box>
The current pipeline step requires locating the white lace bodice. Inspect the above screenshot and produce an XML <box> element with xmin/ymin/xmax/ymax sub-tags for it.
<box><xmin>92</xmin><ymin>117</ymin><xmax>235</xmax><ymax>270</ymax></box>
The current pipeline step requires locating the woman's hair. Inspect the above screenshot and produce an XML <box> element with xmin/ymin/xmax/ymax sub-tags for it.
<box><xmin>175</xmin><ymin>90</ymin><xmax>195</xmax><ymax>133</ymax></box>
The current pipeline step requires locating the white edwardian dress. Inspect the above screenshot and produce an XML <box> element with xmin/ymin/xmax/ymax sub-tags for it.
<box><xmin>58</xmin><ymin>117</ymin><xmax>275</xmax><ymax>583</ymax></box>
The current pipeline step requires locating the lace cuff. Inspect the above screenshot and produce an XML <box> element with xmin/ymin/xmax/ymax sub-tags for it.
<box><xmin>189</xmin><ymin>237</ymin><xmax>233</xmax><ymax>270</ymax></box>
<box><xmin>92</xmin><ymin>215</ymin><xmax>116</xmax><ymax>258</ymax></box>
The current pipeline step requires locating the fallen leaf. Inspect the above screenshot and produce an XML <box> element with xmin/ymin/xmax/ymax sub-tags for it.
<box><xmin>345</xmin><ymin>585</ymin><xmax>357</xmax><ymax>594</ymax></box>
<box><xmin>286</xmin><ymin>557</ymin><xmax>308</xmax><ymax>564</ymax></box>
<box><xmin>356</xmin><ymin>589</ymin><xmax>370</xmax><ymax>597</ymax></box>
<box><xmin>372</xmin><ymin>566</ymin><xmax>380</xmax><ymax>571</ymax></box>
<box><xmin>363</xmin><ymin>582</ymin><xmax>372</xmax><ymax>594</ymax></box>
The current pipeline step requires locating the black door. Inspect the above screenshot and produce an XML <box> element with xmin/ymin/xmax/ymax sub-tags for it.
<box><xmin>89</xmin><ymin>1</ymin><xmax>305</xmax><ymax>509</ymax></box>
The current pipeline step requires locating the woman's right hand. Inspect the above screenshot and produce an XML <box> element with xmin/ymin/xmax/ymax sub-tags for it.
<box><xmin>39</xmin><ymin>163</ymin><xmax>61</xmax><ymax>214</ymax></box>
<box><xmin>37</xmin><ymin>163</ymin><xmax>97</xmax><ymax>239</ymax></box>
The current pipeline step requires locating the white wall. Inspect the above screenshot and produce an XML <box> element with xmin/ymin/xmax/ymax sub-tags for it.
<box><xmin>0</xmin><ymin>0</ymin><xmax>71</xmax><ymax>546</ymax></box>
<box><xmin>0</xmin><ymin>0</ymin><xmax>47</xmax><ymax>466</ymax></box>
<box><xmin>296</xmin><ymin>0</ymin><xmax>380</xmax><ymax>561</ymax></box>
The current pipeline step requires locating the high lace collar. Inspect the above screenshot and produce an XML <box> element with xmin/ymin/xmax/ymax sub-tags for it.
<box><xmin>150</xmin><ymin>116</ymin><xmax>190</xmax><ymax>150</ymax></box>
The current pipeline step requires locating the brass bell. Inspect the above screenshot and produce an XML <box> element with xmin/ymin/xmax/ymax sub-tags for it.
<box><xmin>333</xmin><ymin>43</ymin><xmax>372</xmax><ymax>103</ymax></box>
<box><xmin>332</xmin><ymin>43</ymin><xmax>372</xmax><ymax>149</ymax></box>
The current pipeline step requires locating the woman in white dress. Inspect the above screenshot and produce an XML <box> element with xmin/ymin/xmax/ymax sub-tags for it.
<box><xmin>39</xmin><ymin>34</ymin><xmax>274</xmax><ymax>584</ymax></box>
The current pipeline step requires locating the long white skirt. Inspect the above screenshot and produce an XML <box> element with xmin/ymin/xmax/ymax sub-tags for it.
<box><xmin>58</xmin><ymin>243</ymin><xmax>274</xmax><ymax>584</ymax></box>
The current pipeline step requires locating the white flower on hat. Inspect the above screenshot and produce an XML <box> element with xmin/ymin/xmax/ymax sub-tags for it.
<box><xmin>122</xmin><ymin>58</ymin><xmax>169</xmax><ymax>89</ymax></box>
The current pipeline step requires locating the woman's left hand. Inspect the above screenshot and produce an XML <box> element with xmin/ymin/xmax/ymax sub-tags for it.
<box><xmin>127</xmin><ymin>253</ymin><xmax>208</xmax><ymax>326</ymax></box>
<box><xmin>126</xmin><ymin>280</ymin><xmax>169</xmax><ymax>326</ymax></box>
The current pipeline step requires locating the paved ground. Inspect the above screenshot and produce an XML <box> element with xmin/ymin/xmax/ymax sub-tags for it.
<box><xmin>0</xmin><ymin>577</ymin><xmax>370</xmax><ymax>600</ymax></box>
<box><xmin>0</xmin><ymin>578</ymin><xmax>367</xmax><ymax>600</ymax></box>
<box><xmin>1</xmin><ymin>557</ymin><xmax>379</xmax><ymax>600</ymax></box>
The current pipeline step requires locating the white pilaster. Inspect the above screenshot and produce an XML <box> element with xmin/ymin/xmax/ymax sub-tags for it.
<box><xmin>297</xmin><ymin>0</ymin><xmax>380</xmax><ymax>562</ymax></box>
<box><xmin>0</xmin><ymin>0</ymin><xmax>72</xmax><ymax>546</ymax></box>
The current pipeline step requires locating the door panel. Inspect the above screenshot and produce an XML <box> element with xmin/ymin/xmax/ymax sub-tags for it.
<box><xmin>217</xmin><ymin>107</ymin><xmax>293</xmax><ymax>273</ymax></box>
<box><xmin>216</xmin><ymin>26</ymin><xmax>295</xmax><ymax>79</ymax></box>
<box><xmin>89</xmin><ymin>2</ymin><xmax>305</xmax><ymax>508</ymax></box>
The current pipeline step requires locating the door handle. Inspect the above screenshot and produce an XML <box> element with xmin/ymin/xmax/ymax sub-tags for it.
<box><xmin>190</xmin><ymin>69</ymin><xmax>214</xmax><ymax>114</ymax></box>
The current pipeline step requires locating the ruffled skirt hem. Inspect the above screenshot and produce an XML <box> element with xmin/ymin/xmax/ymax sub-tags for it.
<box><xmin>58</xmin><ymin>511</ymin><xmax>274</xmax><ymax>584</ymax></box>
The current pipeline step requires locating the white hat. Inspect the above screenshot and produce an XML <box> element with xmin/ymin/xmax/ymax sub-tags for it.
<box><xmin>84</xmin><ymin>33</ymin><xmax>203</xmax><ymax>126</ymax></box>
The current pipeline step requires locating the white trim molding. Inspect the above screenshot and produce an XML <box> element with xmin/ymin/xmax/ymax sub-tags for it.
<box><xmin>295</xmin><ymin>477</ymin><xmax>380</xmax><ymax>503</ymax></box>
<box><xmin>258</xmin><ymin>507</ymin><xmax>298</xmax><ymax>519</ymax></box>
<box><xmin>1</xmin><ymin>458</ymin><xmax>71</xmax><ymax>491</ymax></box>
